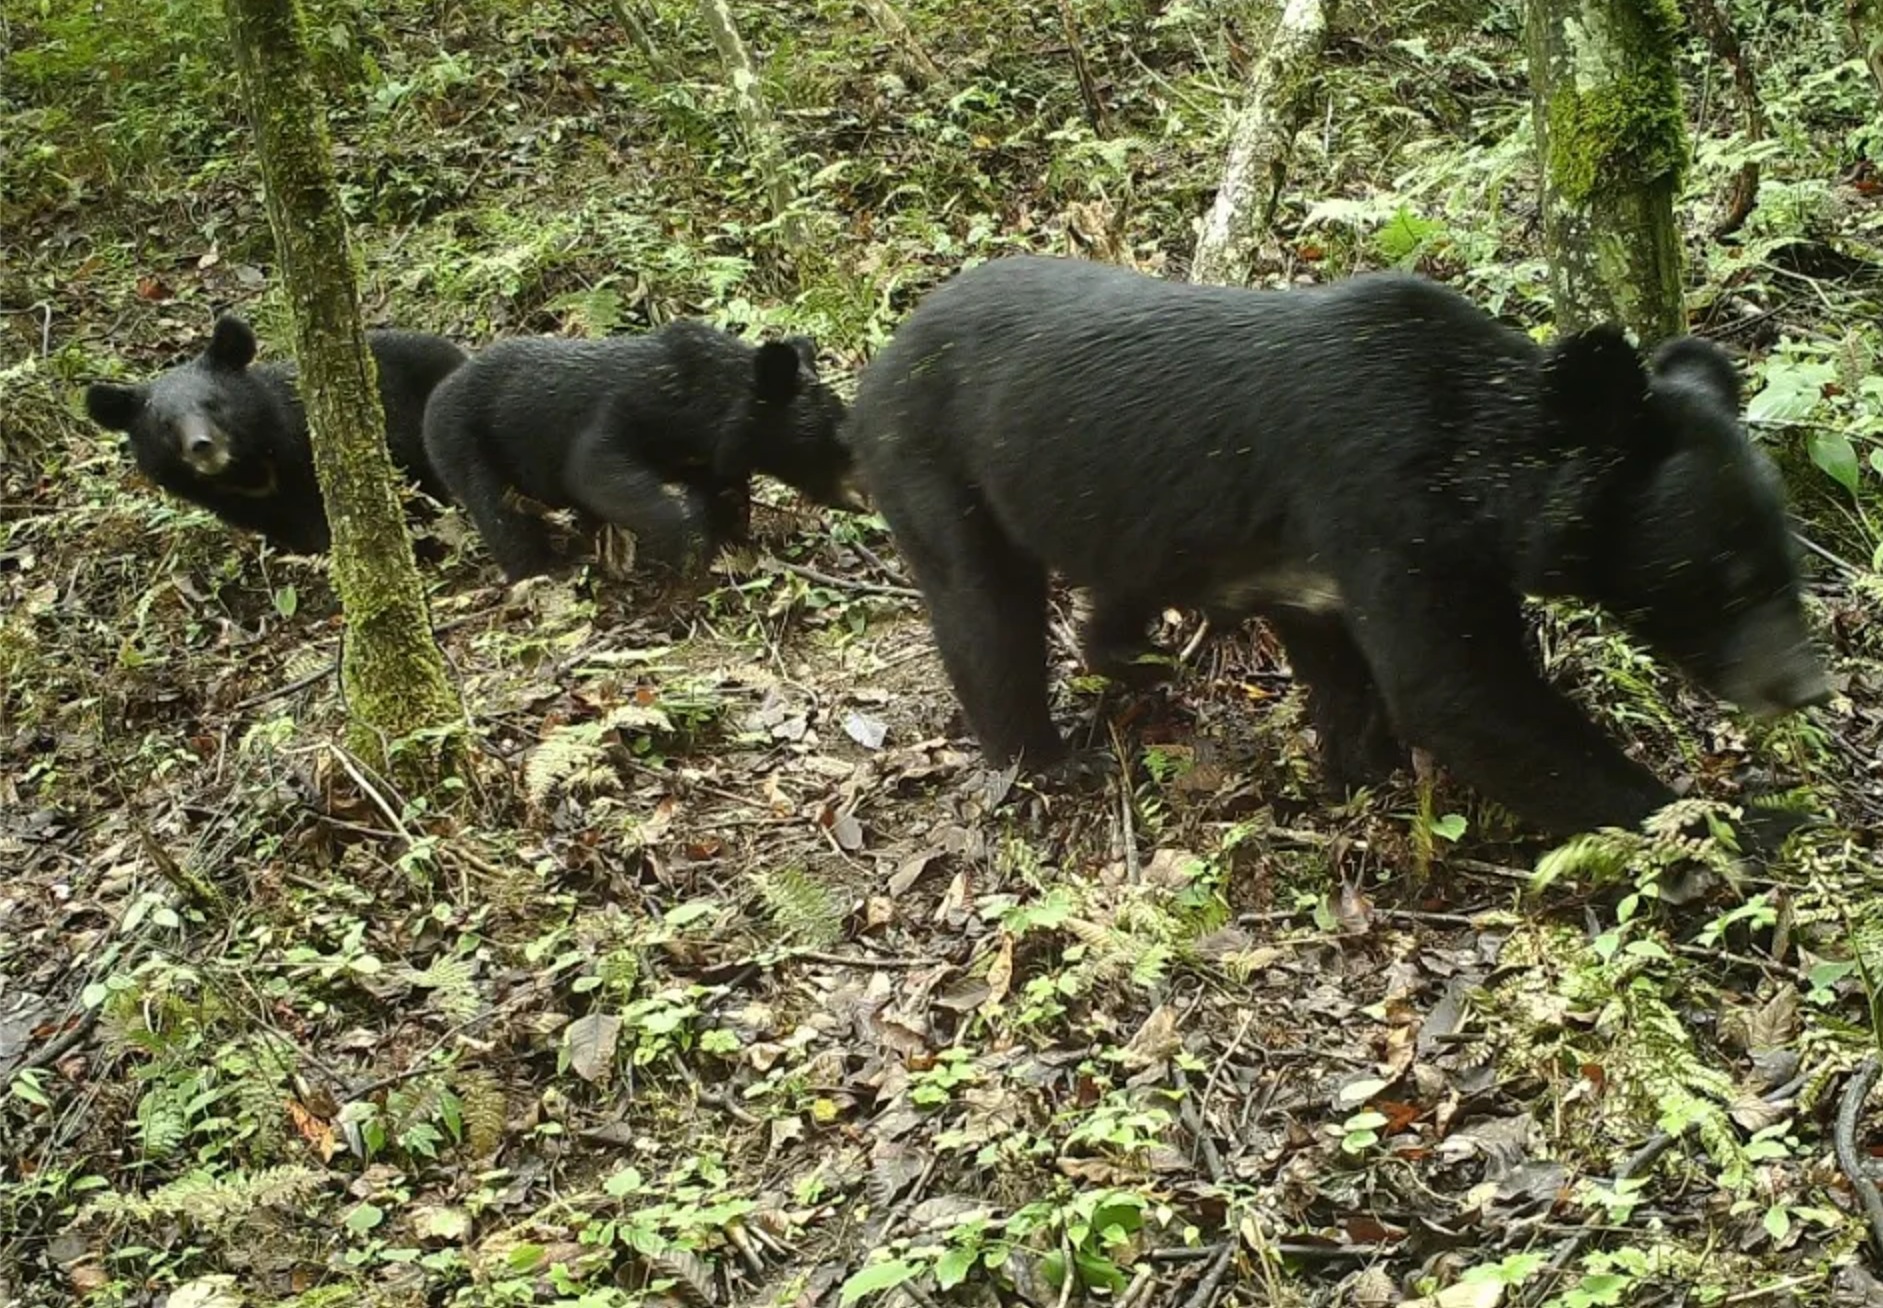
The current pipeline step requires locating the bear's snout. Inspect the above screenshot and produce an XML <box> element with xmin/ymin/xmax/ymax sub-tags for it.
<box><xmin>177</xmin><ymin>415</ymin><xmax>231</xmax><ymax>475</ymax></box>
<box><xmin>1713</xmin><ymin>597</ymin><xmax>1830</xmax><ymax>718</ymax></box>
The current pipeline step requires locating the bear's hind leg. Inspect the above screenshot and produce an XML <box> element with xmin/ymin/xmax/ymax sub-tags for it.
<box><xmin>1266</xmin><ymin>609</ymin><xmax>1407</xmax><ymax>792</ymax></box>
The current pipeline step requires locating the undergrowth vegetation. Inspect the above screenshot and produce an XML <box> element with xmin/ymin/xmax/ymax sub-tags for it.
<box><xmin>3</xmin><ymin>0</ymin><xmax>1882</xmax><ymax>1304</ymax></box>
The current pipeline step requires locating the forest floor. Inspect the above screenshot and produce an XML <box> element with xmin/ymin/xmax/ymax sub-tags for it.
<box><xmin>5</xmin><ymin>1</ymin><xmax>1883</xmax><ymax>1306</ymax></box>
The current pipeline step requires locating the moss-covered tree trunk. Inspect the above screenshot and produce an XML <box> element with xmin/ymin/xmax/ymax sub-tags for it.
<box><xmin>1190</xmin><ymin>0</ymin><xmax>1337</xmax><ymax>287</ymax></box>
<box><xmin>1526</xmin><ymin>0</ymin><xmax>1687</xmax><ymax>343</ymax></box>
<box><xmin>697</xmin><ymin>0</ymin><xmax>806</xmax><ymax>251</ymax></box>
<box><xmin>225</xmin><ymin>0</ymin><xmax>464</xmax><ymax>781</ymax></box>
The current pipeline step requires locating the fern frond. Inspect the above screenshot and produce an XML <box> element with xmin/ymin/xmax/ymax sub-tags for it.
<box><xmin>1615</xmin><ymin>978</ymin><xmax>1747</xmax><ymax>1186</ymax></box>
<box><xmin>84</xmin><ymin>1164</ymin><xmax>329</xmax><ymax>1231</ymax></box>
<box><xmin>405</xmin><ymin>955</ymin><xmax>482</xmax><ymax>1023</ymax></box>
<box><xmin>525</xmin><ymin>722</ymin><xmax>613</xmax><ymax>805</ymax></box>
<box><xmin>753</xmin><ymin>865</ymin><xmax>847</xmax><ymax>947</ymax></box>
<box><xmin>457</xmin><ymin>1069</ymin><xmax>508</xmax><ymax>1157</ymax></box>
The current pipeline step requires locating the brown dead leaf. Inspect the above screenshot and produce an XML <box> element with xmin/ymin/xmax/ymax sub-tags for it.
<box><xmin>1336</xmin><ymin>880</ymin><xmax>1373</xmax><ymax>933</ymax></box>
<box><xmin>984</xmin><ymin>934</ymin><xmax>1015</xmax><ymax>1009</ymax></box>
<box><xmin>1399</xmin><ymin>1277</ymin><xmax>1506</xmax><ymax>1308</ymax></box>
<box><xmin>935</xmin><ymin>869</ymin><xmax>972</xmax><ymax>924</ymax></box>
<box><xmin>823</xmin><ymin>806</ymin><xmax>865</xmax><ymax>851</ymax></box>
<box><xmin>67</xmin><ymin>1263</ymin><xmax>109</xmax><ymax>1295</ymax></box>
<box><xmin>887</xmin><ymin>849</ymin><xmax>942</xmax><ymax>896</ymax></box>
<box><xmin>1058</xmin><ymin>1155</ymin><xmax>1134</xmax><ymax>1185</ymax></box>
<box><xmin>562</xmin><ymin>1013</ymin><xmax>621</xmax><ymax>1084</ymax></box>
<box><xmin>934</xmin><ymin>975</ymin><xmax>991</xmax><ymax>1011</ymax></box>
<box><xmin>1142</xmin><ymin>848</ymin><xmax>1201</xmax><ymax>890</ymax></box>
<box><xmin>871</xmin><ymin>1016</ymin><xmax>929</xmax><ymax>1058</ymax></box>
<box><xmin>286</xmin><ymin>1099</ymin><xmax>338</xmax><ymax>1162</ymax></box>
<box><xmin>770</xmin><ymin>1115</ymin><xmax>806</xmax><ymax>1153</ymax></box>
<box><xmin>1121</xmin><ymin>1004</ymin><xmax>1182</xmax><ymax>1070</ymax></box>
<box><xmin>869</xmin><ymin>1140</ymin><xmax>928</xmax><ymax>1205</ymax></box>
<box><xmin>1746</xmin><ymin>986</ymin><xmax>1800</xmax><ymax>1054</ymax></box>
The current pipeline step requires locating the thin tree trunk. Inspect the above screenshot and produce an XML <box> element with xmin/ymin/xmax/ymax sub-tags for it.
<box><xmin>1057</xmin><ymin>0</ymin><xmax>1112</xmax><ymax>137</ymax></box>
<box><xmin>225</xmin><ymin>0</ymin><xmax>464</xmax><ymax>781</ymax></box>
<box><xmin>1685</xmin><ymin>0</ymin><xmax>1766</xmax><ymax>238</ymax></box>
<box><xmin>1526</xmin><ymin>0</ymin><xmax>1686</xmax><ymax>344</ymax></box>
<box><xmin>856</xmin><ymin>0</ymin><xmax>941</xmax><ymax>84</ymax></box>
<box><xmin>611</xmin><ymin>0</ymin><xmax>681</xmax><ymax>79</ymax></box>
<box><xmin>1190</xmin><ymin>0</ymin><xmax>1336</xmax><ymax>288</ymax></box>
<box><xmin>1851</xmin><ymin>0</ymin><xmax>1883</xmax><ymax>102</ymax></box>
<box><xmin>696</xmin><ymin>0</ymin><xmax>805</xmax><ymax>251</ymax></box>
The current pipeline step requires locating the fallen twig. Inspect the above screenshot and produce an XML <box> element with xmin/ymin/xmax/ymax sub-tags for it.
<box><xmin>1178</xmin><ymin>1242</ymin><xmax>1235</xmax><ymax>1308</ymax></box>
<box><xmin>1836</xmin><ymin>1053</ymin><xmax>1883</xmax><ymax>1258</ymax></box>
<box><xmin>767</xmin><ymin>558</ymin><xmax>921</xmax><ymax>600</ymax></box>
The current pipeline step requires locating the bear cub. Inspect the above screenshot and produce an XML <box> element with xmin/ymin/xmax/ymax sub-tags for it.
<box><xmin>84</xmin><ymin>315</ymin><xmax>467</xmax><ymax>556</ymax></box>
<box><xmin>420</xmin><ymin>319</ymin><xmax>856</xmax><ymax>583</ymax></box>
<box><xmin>845</xmin><ymin>254</ymin><xmax>1829</xmax><ymax>841</ymax></box>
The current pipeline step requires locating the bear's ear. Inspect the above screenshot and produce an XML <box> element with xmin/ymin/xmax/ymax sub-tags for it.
<box><xmin>1649</xmin><ymin>336</ymin><xmax>1741</xmax><ymax>408</ymax></box>
<box><xmin>1543</xmin><ymin>325</ymin><xmax>1657</xmax><ymax>451</ymax></box>
<box><xmin>753</xmin><ymin>340</ymin><xmax>805</xmax><ymax>403</ymax></box>
<box><xmin>206</xmin><ymin>316</ymin><xmax>259</xmax><ymax>371</ymax></box>
<box><xmin>85</xmin><ymin>382</ymin><xmax>145</xmax><ymax>432</ymax></box>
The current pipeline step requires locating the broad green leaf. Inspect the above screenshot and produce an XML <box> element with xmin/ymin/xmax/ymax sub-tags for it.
<box><xmin>1338</xmin><ymin>1077</ymin><xmax>1390</xmax><ymax>1107</ymax></box>
<box><xmin>1429</xmin><ymin>813</ymin><xmax>1468</xmax><ymax>841</ymax></box>
<box><xmin>839</xmin><ymin>1258</ymin><xmax>920</xmax><ymax>1304</ymax></box>
<box><xmin>1808</xmin><ymin>430</ymin><xmax>1860</xmax><ymax>495</ymax></box>
<box><xmin>1764</xmin><ymin>1204</ymin><xmax>1791</xmax><ymax>1241</ymax></box>
<box><xmin>1747</xmin><ymin>359</ymin><xmax>1834</xmax><ymax>424</ymax></box>
<box><xmin>934</xmin><ymin>1245</ymin><xmax>977</xmax><ymax>1290</ymax></box>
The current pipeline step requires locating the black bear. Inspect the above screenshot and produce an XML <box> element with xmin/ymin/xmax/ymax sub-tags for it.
<box><xmin>84</xmin><ymin>316</ymin><xmax>468</xmax><ymax>556</ymax></box>
<box><xmin>419</xmin><ymin>319</ymin><xmax>856</xmax><ymax>583</ymax></box>
<box><xmin>845</xmin><ymin>254</ymin><xmax>1830</xmax><ymax>839</ymax></box>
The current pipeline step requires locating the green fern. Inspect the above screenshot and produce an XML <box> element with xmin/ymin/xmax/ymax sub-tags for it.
<box><xmin>404</xmin><ymin>955</ymin><xmax>482</xmax><ymax>1023</ymax></box>
<box><xmin>456</xmin><ymin>1069</ymin><xmax>508</xmax><ymax>1157</ymax></box>
<box><xmin>84</xmin><ymin>1164</ymin><xmax>328</xmax><ymax>1231</ymax></box>
<box><xmin>134</xmin><ymin>1080</ymin><xmax>195</xmax><ymax>1160</ymax></box>
<box><xmin>1530</xmin><ymin>797</ymin><xmax>1746</xmax><ymax>896</ymax></box>
<box><xmin>524</xmin><ymin>723</ymin><xmax>613</xmax><ymax>804</ymax></box>
<box><xmin>753</xmin><ymin>865</ymin><xmax>848</xmax><ymax>947</ymax></box>
<box><xmin>1613</xmin><ymin>978</ymin><xmax>1748</xmax><ymax>1186</ymax></box>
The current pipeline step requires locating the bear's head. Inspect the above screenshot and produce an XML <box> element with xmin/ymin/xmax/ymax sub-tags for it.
<box><xmin>1542</xmin><ymin>327</ymin><xmax>1829</xmax><ymax>719</ymax></box>
<box><xmin>84</xmin><ymin>316</ymin><xmax>284</xmax><ymax>484</ymax></box>
<box><xmin>732</xmin><ymin>336</ymin><xmax>863</xmax><ymax>512</ymax></box>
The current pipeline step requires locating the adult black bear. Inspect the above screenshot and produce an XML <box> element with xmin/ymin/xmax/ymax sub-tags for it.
<box><xmin>420</xmin><ymin>319</ymin><xmax>856</xmax><ymax>583</ymax></box>
<box><xmin>846</xmin><ymin>255</ymin><xmax>1829</xmax><ymax>839</ymax></box>
<box><xmin>84</xmin><ymin>316</ymin><xmax>467</xmax><ymax>556</ymax></box>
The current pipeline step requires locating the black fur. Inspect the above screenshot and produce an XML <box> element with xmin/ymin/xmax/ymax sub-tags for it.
<box><xmin>846</xmin><ymin>255</ymin><xmax>1829</xmax><ymax>838</ymax></box>
<box><xmin>84</xmin><ymin>316</ymin><xmax>468</xmax><ymax>555</ymax></box>
<box><xmin>420</xmin><ymin>319</ymin><xmax>855</xmax><ymax>582</ymax></box>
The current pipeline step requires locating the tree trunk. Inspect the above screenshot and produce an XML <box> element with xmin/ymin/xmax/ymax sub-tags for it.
<box><xmin>1851</xmin><ymin>0</ymin><xmax>1883</xmax><ymax>102</ymax></box>
<box><xmin>856</xmin><ymin>0</ymin><xmax>941</xmax><ymax>85</ymax></box>
<box><xmin>696</xmin><ymin>0</ymin><xmax>806</xmax><ymax>251</ymax></box>
<box><xmin>1684</xmin><ymin>0</ymin><xmax>1767</xmax><ymax>239</ymax></box>
<box><xmin>225</xmin><ymin>0</ymin><xmax>464</xmax><ymax>782</ymax></box>
<box><xmin>1526</xmin><ymin>0</ymin><xmax>1687</xmax><ymax>344</ymax></box>
<box><xmin>1190</xmin><ymin>0</ymin><xmax>1336</xmax><ymax>288</ymax></box>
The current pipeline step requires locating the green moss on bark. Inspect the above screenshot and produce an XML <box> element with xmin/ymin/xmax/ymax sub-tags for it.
<box><xmin>1527</xmin><ymin>0</ymin><xmax>1687</xmax><ymax>342</ymax></box>
<box><xmin>225</xmin><ymin>0</ymin><xmax>465</xmax><ymax>784</ymax></box>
